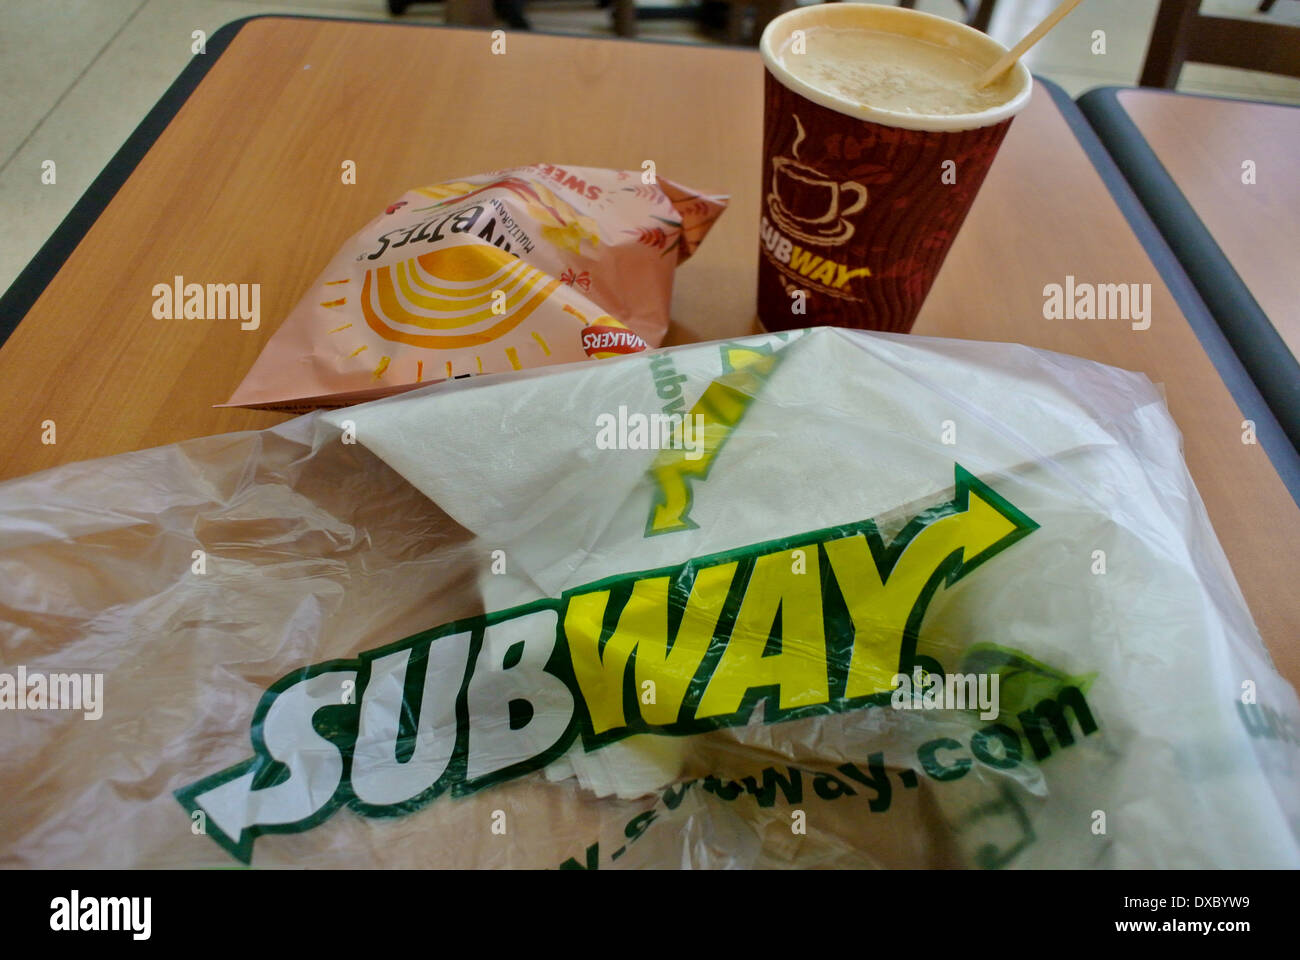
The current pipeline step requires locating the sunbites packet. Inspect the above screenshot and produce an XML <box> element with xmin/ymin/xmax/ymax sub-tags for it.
<box><xmin>224</xmin><ymin>163</ymin><xmax>728</xmax><ymax>412</ymax></box>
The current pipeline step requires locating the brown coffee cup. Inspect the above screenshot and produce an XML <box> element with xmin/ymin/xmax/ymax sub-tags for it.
<box><xmin>757</xmin><ymin>5</ymin><xmax>1033</xmax><ymax>334</ymax></box>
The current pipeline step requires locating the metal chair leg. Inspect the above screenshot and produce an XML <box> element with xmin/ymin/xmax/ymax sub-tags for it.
<box><xmin>1140</xmin><ymin>0</ymin><xmax>1199</xmax><ymax>88</ymax></box>
<box><xmin>613</xmin><ymin>0</ymin><xmax>637</xmax><ymax>35</ymax></box>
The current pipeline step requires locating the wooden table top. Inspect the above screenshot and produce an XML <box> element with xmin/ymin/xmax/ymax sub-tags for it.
<box><xmin>1115</xmin><ymin>89</ymin><xmax>1300</xmax><ymax>363</ymax></box>
<box><xmin>1</xmin><ymin>17</ymin><xmax>1297</xmax><ymax>686</ymax></box>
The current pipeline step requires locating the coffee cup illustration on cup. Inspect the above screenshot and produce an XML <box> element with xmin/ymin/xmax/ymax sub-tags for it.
<box><xmin>767</xmin><ymin>120</ymin><xmax>868</xmax><ymax>246</ymax></box>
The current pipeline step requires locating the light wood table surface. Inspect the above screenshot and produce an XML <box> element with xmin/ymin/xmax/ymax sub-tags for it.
<box><xmin>1</xmin><ymin>18</ymin><xmax>1297</xmax><ymax>686</ymax></box>
<box><xmin>1115</xmin><ymin>90</ymin><xmax>1299</xmax><ymax>363</ymax></box>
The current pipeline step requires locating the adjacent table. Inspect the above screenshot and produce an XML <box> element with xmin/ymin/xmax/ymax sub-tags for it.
<box><xmin>1080</xmin><ymin>87</ymin><xmax>1300</xmax><ymax>451</ymax></box>
<box><xmin>1</xmin><ymin>17</ymin><xmax>1298</xmax><ymax>686</ymax></box>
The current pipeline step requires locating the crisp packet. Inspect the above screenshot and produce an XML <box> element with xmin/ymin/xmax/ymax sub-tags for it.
<box><xmin>224</xmin><ymin>163</ymin><xmax>728</xmax><ymax>412</ymax></box>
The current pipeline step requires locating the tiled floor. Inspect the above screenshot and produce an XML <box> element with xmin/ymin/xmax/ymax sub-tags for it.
<box><xmin>1</xmin><ymin>0</ymin><xmax>1298</xmax><ymax>295</ymax></box>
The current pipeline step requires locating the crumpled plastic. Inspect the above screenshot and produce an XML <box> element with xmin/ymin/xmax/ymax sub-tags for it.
<box><xmin>1</xmin><ymin>326</ymin><xmax>1297</xmax><ymax>868</ymax></box>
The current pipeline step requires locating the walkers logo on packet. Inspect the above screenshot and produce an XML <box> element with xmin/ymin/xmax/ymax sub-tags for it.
<box><xmin>223</xmin><ymin>164</ymin><xmax>726</xmax><ymax>412</ymax></box>
<box><xmin>581</xmin><ymin>320</ymin><xmax>648</xmax><ymax>359</ymax></box>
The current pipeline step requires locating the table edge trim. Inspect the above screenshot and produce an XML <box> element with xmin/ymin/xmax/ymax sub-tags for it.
<box><xmin>1077</xmin><ymin>85</ymin><xmax>1300</xmax><ymax>497</ymax></box>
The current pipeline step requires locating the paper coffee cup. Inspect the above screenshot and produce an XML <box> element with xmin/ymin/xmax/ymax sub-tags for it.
<box><xmin>757</xmin><ymin>5</ymin><xmax>1033</xmax><ymax>334</ymax></box>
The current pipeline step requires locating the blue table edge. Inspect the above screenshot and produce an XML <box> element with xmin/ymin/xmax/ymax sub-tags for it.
<box><xmin>1060</xmin><ymin>81</ymin><xmax>1299</xmax><ymax>508</ymax></box>
<box><xmin>1076</xmin><ymin>84</ymin><xmax>1300</xmax><ymax>489</ymax></box>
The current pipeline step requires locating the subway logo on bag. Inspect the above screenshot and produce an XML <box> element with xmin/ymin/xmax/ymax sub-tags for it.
<box><xmin>177</xmin><ymin>464</ymin><xmax>1038</xmax><ymax>863</ymax></box>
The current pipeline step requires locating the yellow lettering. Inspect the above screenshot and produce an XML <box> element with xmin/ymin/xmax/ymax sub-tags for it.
<box><xmin>647</xmin><ymin>347</ymin><xmax>779</xmax><ymax>535</ymax></box>
<box><xmin>809</xmin><ymin>261</ymin><xmax>837</xmax><ymax>286</ymax></box>
<box><xmin>788</xmin><ymin>245</ymin><xmax>823</xmax><ymax>276</ymax></box>
<box><xmin>825</xmin><ymin>483</ymin><xmax>1021</xmax><ymax>698</ymax></box>
<box><xmin>567</xmin><ymin>563</ymin><xmax>738</xmax><ymax>733</ymax></box>
<box><xmin>833</xmin><ymin>265</ymin><xmax>872</xmax><ymax>289</ymax></box>
<box><xmin>696</xmin><ymin>550</ymin><xmax>828</xmax><ymax>719</ymax></box>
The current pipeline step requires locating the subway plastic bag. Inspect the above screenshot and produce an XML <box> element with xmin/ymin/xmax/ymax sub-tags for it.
<box><xmin>1</xmin><ymin>326</ymin><xmax>1297</xmax><ymax>868</ymax></box>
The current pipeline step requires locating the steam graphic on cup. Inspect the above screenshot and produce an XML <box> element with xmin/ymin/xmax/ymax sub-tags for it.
<box><xmin>767</xmin><ymin>114</ymin><xmax>868</xmax><ymax>245</ymax></box>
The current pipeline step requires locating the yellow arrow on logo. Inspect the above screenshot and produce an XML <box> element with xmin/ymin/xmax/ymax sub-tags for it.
<box><xmin>646</xmin><ymin>344</ymin><xmax>781</xmax><ymax>537</ymax></box>
<box><xmin>825</xmin><ymin>468</ymin><xmax>1031</xmax><ymax>699</ymax></box>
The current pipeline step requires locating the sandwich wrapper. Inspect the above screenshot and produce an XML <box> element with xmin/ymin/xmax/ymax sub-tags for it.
<box><xmin>1</xmin><ymin>326</ymin><xmax>1297</xmax><ymax>868</ymax></box>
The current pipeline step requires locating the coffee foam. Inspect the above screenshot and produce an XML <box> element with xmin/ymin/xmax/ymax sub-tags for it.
<box><xmin>760</xmin><ymin>5</ymin><xmax>1032</xmax><ymax>132</ymax></box>
<box><xmin>779</xmin><ymin>26</ymin><xmax>1016</xmax><ymax>117</ymax></box>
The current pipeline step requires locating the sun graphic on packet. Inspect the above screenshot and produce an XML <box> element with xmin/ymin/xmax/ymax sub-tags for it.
<box><xmin>319</xmin><ymin>242</ymin><xmax>563</xmax><ymax>380</ymax></box>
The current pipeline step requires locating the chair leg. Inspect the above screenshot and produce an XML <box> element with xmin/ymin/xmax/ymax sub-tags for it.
<box><xmin>971</xmin><ymin>0</ymin><xmax>997</xmax><ymax>33</ymax></box>
<box><xmin>1140</xmin><ymin>0</ymin><xmax>1200</xmax><ymax>88</ymax></box>
<box><xmin>1259</xmin><ymin>0</ymin><xmax>1277</xmax><ymax>12</ymax></box>
<box><xmin>613</xmin><ymin>0</ymin><xmax>637</xmax><ymax>36</ymax></box>
<box><xmin>751</xmin><ymin>0</ymin><xmax>798</xmax><ymax>42</ymax></box>
<box><xmin>727</xmin><ymin>3</ymin><xmax>748</xmax><ymax>44</ymax></box>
